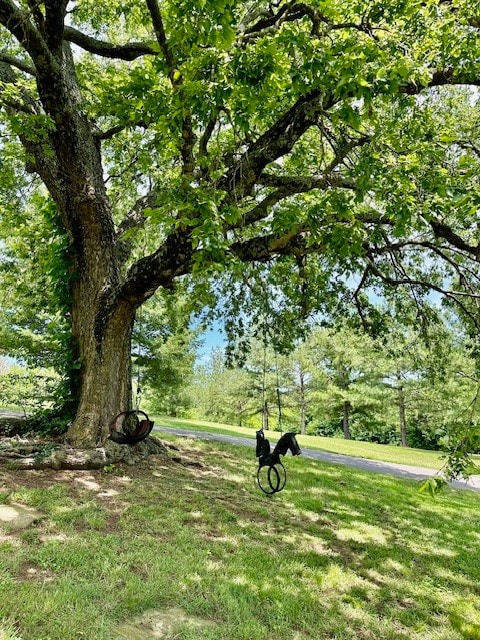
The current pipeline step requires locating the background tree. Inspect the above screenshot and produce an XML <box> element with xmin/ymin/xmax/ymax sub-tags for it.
<box><xmin>132</xmin><ymin>292</ymin><xmax>198</xmax><ymax>417</ymax></box>
<box><xmin>191</xmin><ymin>348</ymin><xmax>257</xmax><ymax>426</ymax></box>
<box><xmin>306</xmin><ymin>327</ymin><xmax>382</xmax><ymax>439</ymax></box>
<box><xmin>279</xmin><ymin>337</ymin><xmax>320</xmax><ymax>434</ymax></box>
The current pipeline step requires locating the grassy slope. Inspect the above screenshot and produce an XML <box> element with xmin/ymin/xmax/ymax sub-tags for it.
<box><xmin>0</xmin><ymin>436</ymin><xmax>479</xmax><ymax>640</ymax></box>
<box><xmin>154</xmin><ymin>416</ymin><xmax>456</xmax><ymax>470</ymax></box>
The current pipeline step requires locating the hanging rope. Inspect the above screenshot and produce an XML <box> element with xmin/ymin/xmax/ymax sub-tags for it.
<box><xmin>275</xmin><ymin>351</ymin><xmax>283</xmax><ymax>434</ymax></box>
<box><xmin>135</xmin><ymin>319</ymin><xmax>142</xmax><ymax>412</ymax></box>
<box><xmin>262</xmin><ymin>339</ymin><xmax>268</xmax><ymax>430</ymax></box>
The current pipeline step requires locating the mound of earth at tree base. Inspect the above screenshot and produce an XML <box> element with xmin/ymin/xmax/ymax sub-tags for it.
<box><xmin>0</xmin><ymin>434</ymin><xmax>167</xmax><ymax>470</ymax></box>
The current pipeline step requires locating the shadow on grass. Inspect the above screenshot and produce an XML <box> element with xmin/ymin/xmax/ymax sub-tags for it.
<box><xmin>0</xmin><ymin>438</ymin><xmax>478</xmax><ymax>640</ymax></box>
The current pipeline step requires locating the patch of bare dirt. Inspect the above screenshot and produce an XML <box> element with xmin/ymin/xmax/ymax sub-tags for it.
<box><xmin>17</xmin><ymin>561</ymin><xmax>56</xmax><ymax>583</ymax></box>
<box><xmin>115</xmin><ymin>606</ymin><xmax>216</xmax><ymax>639</ymax></box>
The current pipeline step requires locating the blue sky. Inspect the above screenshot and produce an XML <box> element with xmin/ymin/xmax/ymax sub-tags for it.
<box><xmin>196</xmin><ymin>321</ymin><xmax>225</xmax><ymax>363</ymax></box>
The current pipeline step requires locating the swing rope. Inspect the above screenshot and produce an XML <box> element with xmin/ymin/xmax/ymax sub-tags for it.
<box><xmin>275</xmin><ymin>351</ymin><xmax>283</xmax><ymax>434</ymax></box>
<box><xmin>262</xmin><ymin>338</ymin><xmax>268</xmax><ymax>430</ymax></box>
<box><xmin>134</xmin><ymin>317</ymin><xmax>142</xmax><ymax>412</ymax></box>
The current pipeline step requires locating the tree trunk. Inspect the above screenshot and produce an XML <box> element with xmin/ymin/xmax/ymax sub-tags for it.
<box><xmin>65</xmin><ymin>298</ymin><xmax>136</xmax><ymax>447</ymax></box>
<box><xmin>24</xmin><ymin>43</ymin><xmax>143</xmax><ymax>449</ymax></box>
<box><xmin>237</xmin><ymin>403</ymin><xmax>243</xmax><ymax>428</ymax></box>
<box><xmin>398</xmin><ymin>385</ymin><xmax>408</xmax><ymax>447</ymax></box>
<box><xmin>342</xmin><ymin>400</ymin><xmax>351</xmax><ymax>439</ymax></box>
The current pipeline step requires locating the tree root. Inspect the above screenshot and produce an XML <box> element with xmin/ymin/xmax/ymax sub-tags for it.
<box><xmin>0</xmin><ymin>436</ymin><xmax>168</xmax><ymax>470</ymax></box>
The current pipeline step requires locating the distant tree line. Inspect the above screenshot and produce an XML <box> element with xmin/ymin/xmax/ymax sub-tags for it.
<box><xmin>187</xmin><ymin>324</ymin><xmax>480</xmax><ymax>451</ymax></box>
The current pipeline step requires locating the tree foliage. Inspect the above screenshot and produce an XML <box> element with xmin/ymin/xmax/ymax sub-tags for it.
<box><xmin>0</xmin><ymin>0</ymin><xmax>480</xmax><ymax>447</ymax></box>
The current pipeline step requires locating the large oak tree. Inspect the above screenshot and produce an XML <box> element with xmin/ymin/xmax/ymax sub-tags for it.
<box><xmin>1</xmin><ymin>0</ymin><xmax>480</xmax><ymax>447</ymax></box>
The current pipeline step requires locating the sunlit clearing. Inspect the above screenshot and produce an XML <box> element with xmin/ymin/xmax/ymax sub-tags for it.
<box><xmin>335</xmin><ymin>521</ymin><xmax>389</xmax><ymax>545</ymax></box>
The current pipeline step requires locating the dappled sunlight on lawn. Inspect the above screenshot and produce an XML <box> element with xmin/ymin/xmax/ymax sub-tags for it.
<box><xmin>0</xmin><ymin>437</ymin><xmax>479</xmax><ymax>639</ymax></box>
<box><xmin>334</xmin><ymin>521</ymin><xmax>390</xmax><ymax>545</ymax></box>
<box><xmin>319</xmin><ymin>563</ymin><xmax>376</xmax><ymax>594</ymax></box>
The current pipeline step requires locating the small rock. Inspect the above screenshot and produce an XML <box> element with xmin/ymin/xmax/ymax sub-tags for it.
<box><xmin>0</xmin><ymin>503</ymin><xmax>44</xmax><ymax>531</ymax></box>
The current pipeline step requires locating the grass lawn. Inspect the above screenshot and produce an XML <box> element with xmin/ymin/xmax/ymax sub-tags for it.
<box><xmin>0</xmin><ymin>435</ymin><xmax>479</xmax><ymax>639</ymax></box>
<box><xmin>154</xmin><ymin>416</ymin><xmax>470</xmax><ymax>471</ymax></box>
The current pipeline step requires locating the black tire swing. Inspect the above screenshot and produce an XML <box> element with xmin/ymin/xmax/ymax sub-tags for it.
<box><xmin>109</xmin><ymin>409</ymin><xmax>154</xmax><ymax>445</ymax></box>
<box><xmin>255</xmin><ymin>346</ymin><xmax>301</xmax><ymax>494</ymax></box>
<box><xmin>255</xmin><ymin>429</ymin><xmax>301</xmax><ymax>494</ymax></box>
<box><xmin>109</xmin><ymin>313</ymin><xmax>154</xmax><ymax>446</ymax></box>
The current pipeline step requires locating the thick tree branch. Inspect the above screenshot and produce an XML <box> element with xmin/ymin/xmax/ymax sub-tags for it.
<box><xmin>44</xmin><ymin>0</ymin><xmax>68</xmax><ymax>54</ymax></box>
<box><xmin>0</xmin><ymin>0</ymin><xmax>55</xmax><ymax>73</ymax></box>
<box><xmin>198</xmin><ymin>115</ymin><xmax>217</xmax><ymax>162</ymax></box>
<box><xmin>145</xmin><ymin>0</ymin><xmax>195</xmax><ymax>176</ymax></box>
<box><xmin>228</xmin><ymin>172</ymin><xmax>357</xmax><ymax>232</ymax></box>
<box><xmin>118</xmin><ymin>228</ymin><xmax>195</xmax><ymax>304</ymax></box>
<box><xmin>403</xmin><ymin>68</ymin><xmax>480</xmax><ymax>95</ymax></box>
<box><xmin>118</xmin><ymin>223</ymin><xmax>327</xmax><ymax>306</ymax></box>
<box><xmin>257</xmin><ymin>172</ymin><xmax>356</xmax><ymax>192</ymax></box>
<box><xmin>427</xmin><ymin>216</ymin><xmax>479</xmax><ymax>258</ymax></box>
<box><xmin>229</xmin><ymin>227</ymin><xmax>322</xmax><ymax>263</ymax></box>
<box><xmin>63</xmin><ymin>25</ymin><xmax>157</xmax><ymax>60</ymax></box>
<box><xmin>219</xmin><ymin>89</ymin><xmax>334</xmax><ymax>199</ymax></box>
<box><xmin>144</xmin><ymin>0</ymin><xmax>176</xmax><ymax>76</ymax></box>
<box><xmin>0</xmin><ymin>51</ymin><xmax>35</xmax><ymax>75</ymax></box>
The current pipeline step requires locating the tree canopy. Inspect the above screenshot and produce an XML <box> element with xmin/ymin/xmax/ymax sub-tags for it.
<box><xmin>0</xmin><ymin>0</ymin><xmax>480</xmax><ymax>446</ymax></box>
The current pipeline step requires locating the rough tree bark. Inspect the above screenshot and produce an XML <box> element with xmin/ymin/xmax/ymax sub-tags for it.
<box><xmin>29</xmin><ymin>41</ymin><xmax>143</xmax><ymax>446</ymax></box>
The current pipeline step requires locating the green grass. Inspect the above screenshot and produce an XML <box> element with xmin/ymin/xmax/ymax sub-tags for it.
<box><xmin>0</xmin><ymin>436</ymin><xmax>479</xmax><ymax>639</ymax></box>
<box><xmin>154</xmin><ymin>415</ymin><xmax>466</xmax><ymax>471</ymax></box>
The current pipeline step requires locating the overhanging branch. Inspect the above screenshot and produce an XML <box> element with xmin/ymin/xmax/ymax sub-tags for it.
<box><xmin>63</xmin><ymin>25</ymin><xmax>157</xmax><ymax>60</ymax></box>
<box><xmin>427</xmin><ymin>216</ymin><xmax>479</xmax><ymax>258</ymax></box>
<box><xmin>0</xmin><ymin>52</ymin><xmax>35</xmax><ymax>75</ymax></box>
<box><xmin>0</xmin><ymin>0</ymin><xmax>55</xmax><ymax>73</ymax></box>
<box><xmin>257</xmin><ymin>172</ymin><xmax>356</xmax><ymax>191</ymax></box>
<box><xmin>229</xmin><ymin>227</ymin><xmax>323</xmax><ymax>263</ymax></box>
<box><xmin>218</xmin><ymin>89</ymin><xmax>334</xmax><ymax>199</ymax></box>
<box><xmin>365</xmin><ymin>254</ymin><xmax>480</xmax><ymax>301</ymax></box>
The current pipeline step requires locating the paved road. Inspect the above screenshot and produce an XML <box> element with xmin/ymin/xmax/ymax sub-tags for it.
<box><xmin>154</xmin><ymin>426</ymin><xmax>480</xmax><ymax>493</ymax></box>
